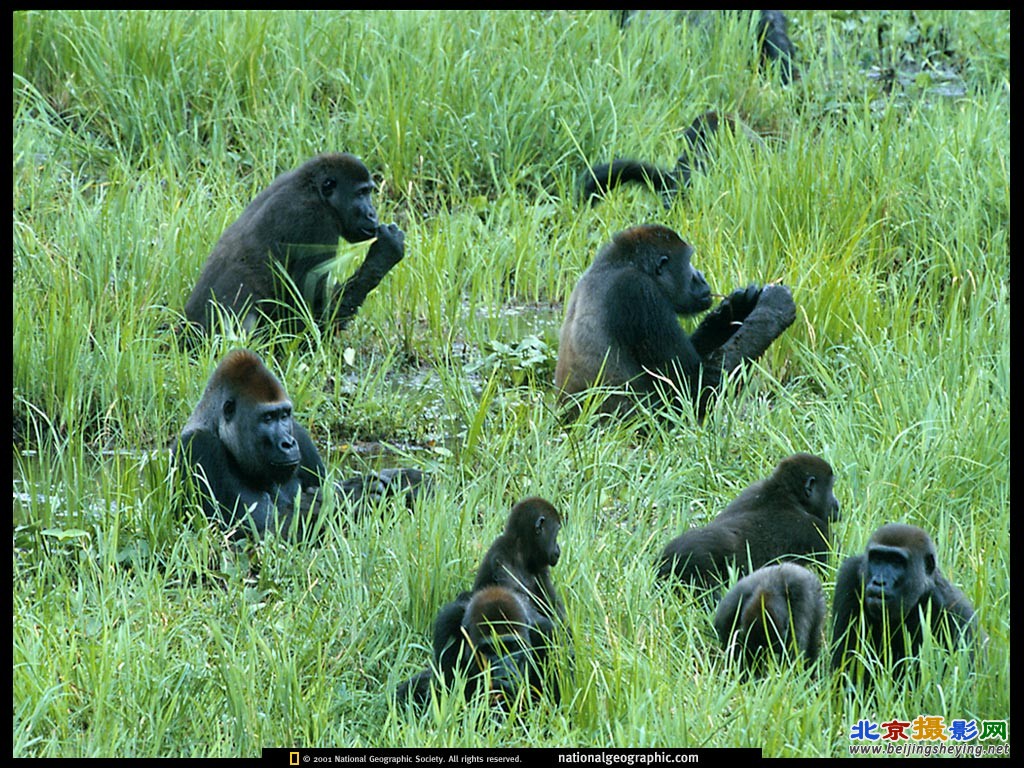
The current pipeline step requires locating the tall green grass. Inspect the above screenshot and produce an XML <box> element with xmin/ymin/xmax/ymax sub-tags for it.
<box><xmin>13</xmin><ymin>9</ymin><xmax>1009</xmax><ymax>756</ymax></box>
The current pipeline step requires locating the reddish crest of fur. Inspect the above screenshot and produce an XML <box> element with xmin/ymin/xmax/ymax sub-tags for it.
<box><xmin>615</xmin><ymin>224</ymin><xmax>683</xmax><ymax>251</ymax></box>
<box><xmin>214</xmin><ymin>349</ymin><xmax>288</xmax><ymax>403</ymax></box>
<box><xmin>471</xmin><ymin>586</ymin><xmax>527</xmax><ymax>633</ymax></box>
<box><xmin>601</xmin><ymin>225</ymin><xmax>688</xmax><ymax>268</ymax></box>
<box><xmin>871</xmin><ymin>523</ymin><xmax>933</xmax><ymax>551</ymax></box>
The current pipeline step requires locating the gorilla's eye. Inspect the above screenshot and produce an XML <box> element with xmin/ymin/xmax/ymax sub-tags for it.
<box><xmin>321</xmin><ymin>177</ymin><xmax>337</xmax><ymax>196</ymax></box>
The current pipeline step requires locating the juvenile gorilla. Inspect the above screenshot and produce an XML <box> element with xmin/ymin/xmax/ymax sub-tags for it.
<box><xmin>183</xmin><ymin>152</ymin><xmax>405</xmax><ymax>337</ymax></box>
<box><xmin>175</xmin><ymin>349</ymin><xmax>423</xmax><ymax>540</ymax></box>
<box><xmin>555</xmin><ymin>224</ymin><xmax>795</xmax><ymax>421</ymax></box>
<box><xmin>831</xmin><ymin>523</ymin><xmax>979</xmax><ymax>684</ymax></box>
<box><xmin>657</xmin><ymin>453</ymin><xmax>840</xmax><ymax>588</ymax></box>
<box><xmin>713</xmin><ymin>562</ymin><xmax>826</xmax><ymax>673</ymax></box>
<box><xmin>396</xmin><ymin>497</ymin><xmax>569</xmax><ymax>706</ymax></box>
<box><xmin>443</xmin><ymin>585</ymin><xmax>539</xmax><ymax>704</ymax></box>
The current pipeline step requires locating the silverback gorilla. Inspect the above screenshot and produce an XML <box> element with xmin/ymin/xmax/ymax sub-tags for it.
<box><xmin>183</xmin><ymin>153</ymin><xmax>404</xmax><ymax>337</ymax></box>
<box><xmin>555</xmin><ymin>224</ymin><xmax>795</xmax><ymax>420</ymax></box>
<box><xmin>175</xmin><ymin>349</ymin><xmax>423</xmax><ymax>540</ymax></box>
<box><xmin>831</xmin><ymin>523</ymin><xmax>979</xmax><ymax>684</ymax></box>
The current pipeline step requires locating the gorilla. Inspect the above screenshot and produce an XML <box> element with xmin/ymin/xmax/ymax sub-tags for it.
<box><xmin>713</xmin><ymin>563</ymin><xmax>826</xmax><ymax>673</ymax></box>
<box><xmin>613</xmin><ymin>10</ymin><xmax>800</xmax><ymax>85</ymax></box>
<box><xmin>183</xmin><ymin>152</ymin><xmax>405</xmax><ymax>337</ymax></box>
<box><xmin>554</xmin><ymin>224</ymin><xmax>795</xmax><ymax>421</ymax></box>
<box><xmin>755</xmin><ymin>10</ymin><xmax>801</xmax><ymax>85</ymax></box>
<box><xmin>460</xmin><ymin>586</ymin><xmax>538</xmax><ymax>695</ymax></box>
<box><xmin>174</xmin><ymin>349</ymin><xmax>425</xmax><ymax>540</ymax></box>
<box><xmin>396</xmin><ymin>585</ymin><xmax>542</xmax><ymax>708</ymax></box>
<box><xmin>577</xmin><ymin>111</ymin><xmax>762</xmax><ymax>207</ymax></box>
<box><xmin>657</xmin><ymin>453</ymin><xmax>840</xmax><ymax>588</ymax></box>
<box><xmin>396</xmin><ymin>497</ymin><xmax>569</xmax><ymax>707</ymax></box>
<box><xmin>831</xmin><ymin>523</ymin><xmax>979</xmax><ymax>684</ymax></box>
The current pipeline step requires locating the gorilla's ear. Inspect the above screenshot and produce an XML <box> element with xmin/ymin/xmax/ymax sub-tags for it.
<box><xmin>803</xmin><ymin>476</ymin><xmax>816</xmax><ymax>499</ymax></box>
<box><xmin>223</xmin><ymin>398</ymin><xmax>236</xmax><ymax>422</ymax></box>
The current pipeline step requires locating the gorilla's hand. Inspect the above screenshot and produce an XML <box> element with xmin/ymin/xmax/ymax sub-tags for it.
<box><xmin>338</xmin><ymin>474</ymin><xmax>388</xmax><ymax>505</ymax></box>
<box><xmin>719</xmin><ymin>283</ymin><xmax>762</xmax><ymax>323</ymax></box>
<box><xmin>366</xmin><ymin>223</ymin><xmax>406</xmax><ymax>273</ymax></box>
<box><xmin>691</xmin><ymin>283</ymin><xmax>762</xmax><ymax>357</ymax></box>
<box><xmin>338</xmin><ymin>468</ymin><xmax>429</xmax><ymax>510</ymax></box>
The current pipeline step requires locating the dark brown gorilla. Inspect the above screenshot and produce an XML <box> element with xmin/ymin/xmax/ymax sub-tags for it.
<box><xmin>831</xmin><ymin>523</ymin><xmax>980</xmax><ymax>684</ymax></box>
<box><xmin>657</xmin><ymin>453</ymin><xmax>840</xmax><ymax>588</ymax></box>
<box><xmin>555</xmin><ymin>224</ymin><xmax>795</xmax><ymax>421</ymax></box>
<box><xmin>454</xmin><ymin>585</ymin><xmax>539</xmax><ymax>704</ymax></box>
<box><xmin>174</xmin><ymin>349</ymin><xmax>424</xmax><ymax>540</ymax></box>
<box><xmin>755</xmin><ymin>10</ymin><xmax>800</xmax><ymax>85</ymax></box>
<box><xmin>183</xmin><ymin>153</ymin><xmax>404</xmax><ymax>337</ymax></box>
<box><xmin>395</xmin><ymin>497</ymin><xmax>569</xmax><ymax>707</ymax></box>
<box><xmin>713</xmin><ymin>562</ymin><xmax>826</xmax><ymax>673</ymax></box>
<box><xmin>578</xmin><ymin>111</ymin><xmax>763</xmax><ymax>207</ymax></box>
<box><xmin>613</xmin><ymin>10</ymin><xmax>800</xmax><ymax>86</ymax></box>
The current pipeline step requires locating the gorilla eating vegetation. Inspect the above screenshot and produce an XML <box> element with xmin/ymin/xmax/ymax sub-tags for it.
<box><xmin>183</xmin><ymin>152</ymin><xmax>405</xmax><ymax>337</ymax></box>
<box><xmin>175</xmin><ymin>349</ymin><xmax>423</xmax><ymax>541</ymax></box>
<box><xmin>831</xmin><ymin>523</ymin><xmax>979</xmax><ymax>684</ymax></box>
<box><xmin>657</xmin><ymin>453</ymin><xmax>840</xmax><ymax>589</ymax></box>
<box><xmin>554</xmin><ymin>224</ymin><xmax>795</xmax><ymax>421</ymax></box>
<box><xmin>395</xmin><ymin>497</ymin><xmax>570</xmax><ymax>707</ymax></box>
<box><xmin>713</xmin><ymin>562</ymin><xmax>826</xmax><ymax>673</ymax></box>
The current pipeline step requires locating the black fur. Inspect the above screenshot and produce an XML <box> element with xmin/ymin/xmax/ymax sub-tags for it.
<box><xmin>657</xmin><ymin>453</ymin><xmax>841</xmax><ymax>587</ymax></box>
<box><xmin>174</xmin><ymin>349</ymin><xmax>326</xmax><ymax>540</ymax></box>
<box><xmin>756</xmin><ymin>10</ymin><xmax>800</xmax><ymax>85</ymax></box>
<box><xmin>831</xmin><ymin>523</ymin><xmax>979</xmax><ymax>684</ymax></box>
<box><xmin>613</xmin><ymin>11</ymin><xmax>799</xmax><ymax>85</ymax></box>
<box><xmin>556</xmin><ymin>224</ymin><xmax>791</xmax><ymax>420</ymax></box>
<box><xmin>578</xmin><ymin>111</ymin><xmax>732</xmax><ymax>206</ymax></box>
<box><xmin>175</xmin><ymin>349</ymin><xmax>427</xmax><ymax>540</ymax></box>
<box><xmin>396</xmin><ymin>497</ymin><xmax>569</xmax><ymax>706</ymax></box>
<box><xmin>183</xmin><ymin>152</ymin><xmax>404</xmax><ymax>337</ymax></box>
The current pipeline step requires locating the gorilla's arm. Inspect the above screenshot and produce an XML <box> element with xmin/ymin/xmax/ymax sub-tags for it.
<box><xmin>578</xmin><ymin>159</ymin><xmax>677</xmax><ymax>204</ymax></box>
<box><xmin>433</xmin><ymin>592</ymin><xmax>473</xmax><ymax>683</ymax></box>
<box><xmin>323</xmin><ymin>223</ymin><xmax>406</xmax><ymax>329</ymax></box>
<box><xmin>930</xmin><ymin>577</ymin><xmax>982</xmax><ymax>651</ymax></box>
<box><xmin>830</xmin><ymin>554</ymin><xmax>865</xmax><ymax>670</ymax></box>
<box><xmin>699</xmin><ymin>284</ymin><xmax>796</xmax><ymax>375</ymax></box>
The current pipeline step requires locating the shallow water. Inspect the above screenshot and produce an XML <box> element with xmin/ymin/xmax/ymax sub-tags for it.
<box><xmin>12</xmin><ymin>303</ymin><xmax>566</xmax><ymax>533</ymax></box>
